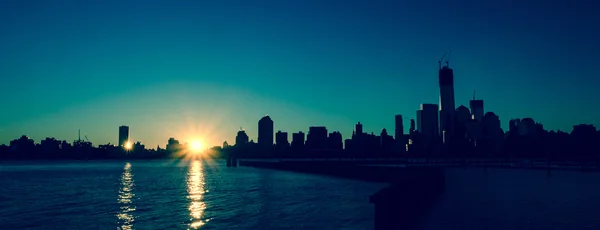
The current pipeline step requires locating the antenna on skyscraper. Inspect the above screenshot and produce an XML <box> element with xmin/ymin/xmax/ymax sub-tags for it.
<box><xmin>473</xmin><ymin>90</ymin><xmax>476</xmax><ymax>100</ymax></box>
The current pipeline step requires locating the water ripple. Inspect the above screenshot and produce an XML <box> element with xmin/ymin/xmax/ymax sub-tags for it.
<box><xmin>117</xmin><ymin>162</ymin><xmax>135</xmax><ymax>230</ymax></box>
<box><xmin>187</xmin><ymin>160</ymin><xmax>210</xmax><ymax>229</ymax></box>
<box><xmin>0</xmin><ymin>160</ymin><xmax>387</xmax><ymax>229</ymax></box>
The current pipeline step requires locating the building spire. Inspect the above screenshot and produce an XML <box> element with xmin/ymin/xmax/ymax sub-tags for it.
<box><xmin>473</xmin><ymin>90</ymin><xmax>476</xmax><ymax>100</ymax></box>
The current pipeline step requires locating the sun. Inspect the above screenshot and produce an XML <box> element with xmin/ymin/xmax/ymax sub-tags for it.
<box><xmin>124</xmin><ymin>141</ymin><xmax>133</xmax><ymax>150</ymax></box>
<box><xmin>189</xmin><ymin>140</ymin><xmax>204</xmax><ymax>153</ymax></box>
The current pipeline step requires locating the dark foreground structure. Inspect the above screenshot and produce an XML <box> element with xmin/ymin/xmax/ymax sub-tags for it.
<box><xmin>239</xmin><ymin>160</ymin><xmax>446</xmax><ymax>230</ymax></box>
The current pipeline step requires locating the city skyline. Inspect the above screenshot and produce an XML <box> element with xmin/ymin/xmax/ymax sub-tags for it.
<box><xmin>1</xmin><ymin>0</ymin><xmax>599</xmax><ymax>148</ymax></box>
<box><xmin>3</xmin><ymin>2</ymin><xmax>600</xmax><ymax>230</ymax></box>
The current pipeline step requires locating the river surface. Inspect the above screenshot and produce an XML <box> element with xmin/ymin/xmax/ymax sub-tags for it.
<box><xmin>1</xmin><ymin>160</ymin><xmax>600</xmax><ymax>229</ymax></box>
<box><xmin>0</xmin><ymin>160</ymin><xmax>383</xmax><ymax>229</ymax></box>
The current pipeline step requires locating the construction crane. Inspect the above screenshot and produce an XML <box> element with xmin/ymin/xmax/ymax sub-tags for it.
<box><xmin>438</xmin><ymin>52</ymin><xmax>447</xmax><ymax>69</ymax></box>
<box><xmin>446</xmin><ymin>50</ymin><xmax>452</xmax><ymax>67</ymax></box>
<box><xmin>85</xmin><ymin>135</ymin><xmax>90</xmax><ymax>143</ymax></box>
<box><xmin>438</xmin><ymin>50</ymin><xmax>453</xmax><ymax>69</ymax></box>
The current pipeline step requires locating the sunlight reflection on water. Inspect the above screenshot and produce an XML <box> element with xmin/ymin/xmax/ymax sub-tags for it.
<box><xmin>187</xmin><ymin>160</ymin><xmax>209</xmax><ymax>229</ymax></box>
<box><xmin>117</xmin><ymin>162</ymin><xmax>135</xmax><ymax>230</ymax></box>
<box><xmin>0</xmin><ymin>160</ymin><xmax>383</xmax><ymax>229</ymax></box>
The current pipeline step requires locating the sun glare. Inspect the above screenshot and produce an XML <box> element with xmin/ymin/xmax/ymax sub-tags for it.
<box><xmin>124</xmin><ymin>141</ymin><xmax>133</xmax><ymax>150</ymax></box>
<box><xmin>190</xmin><ymin>140</ymin><xmax>204</xmax><ymax>153</ymax></box>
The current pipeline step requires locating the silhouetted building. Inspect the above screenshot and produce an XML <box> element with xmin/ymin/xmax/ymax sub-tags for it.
<box><xmin>518</xmin><ymin>118</ymin><xmax>537</xmax><ymax>136</ymax></box>
<box><xmin>394</xmin><ymin>115</ymin><xmax>405</xmax><ymax>151</ymax></box>
<box><xmin>439</xmin><ymin>60</ymin><xmax>456</xmax><ymax>139</ymax></box>
<box><xmin>570</xmin><ymin>124</ymin><xmax>597</xmax><ymax>157</ymax></box>
<box><xmin>258</xmin><ymin>115</ymin><xmax>274</xmax><ymax>147</ymax></box>
<box><xmin>60</xmin><ymin>140</ymin><xmax>71</xmax><ymax>151</ymax></box>
<box><xmin>350</xmin><ymin>122</ymin><xmax>366</xmax><ymax>152</ymax></box>
<box><xmin>571</xmin><ymin>124</ymin><xmax>596</xmax><ymax>144</ymax></box>
<box><xmin>133</xmin><ymin>141</ymin><xmax>145</xmax><ymax>152</ymax></box>
<box><xmin>469</xmin><ymin>93</ymin><xmax>484</xmax><ymax>122</ymax></box>
<box><xmin>481</xmin><ymin>112</ymin><xmax>503</xmax><ymax>153</ymax></box>
<box><xmin>328</xmin><ymin>131</ymin><xmax>343</xmax><ymax>150</ymax></box>
<box><xmin>291</xmin><ymin>131</ymin><xmax>305</xmax><ymax>149</ymax></box>
<box><xmin>345</xmin><ymin>136</ymin><xmax>356</xmax><ymax>151</ymax></box>
<box><xmin>455</xmin><ymin>105</ymin><xmax>471</xmax><ymax>139</ymax></box>
<box><xmin>394</xmin><ymin>114</ymin><xmax>403</xmax><ymax>140</ymax></box>
<box><xmin>455</xmin><ymin>105</ymin><xmax>471</xmax><ymax>125</ymax></box>
<box><xmin>119</xmin><ymin>126</ymin><xmax>129</xmax><ymax>147</ymax></box>
<box><xmin>40</xmin><ymin>137</ymin><xmax>61</xmax><ymax>151</ymax></box>
<box><xmin>275</xmin><ymin>131</ymin><xmax>289</xmax><ymax>147</ymax></box>
<box><xmin>365</xmin><ymin>132</ymin><xmax>381</xmax><ymax>152</ymax></box>
<box><xmin>10</xmin><ymin>135</ymin><xmax>35</xmax><ymax>153</ymax></box>
<box><xmin>166</xmin><ymin>138</ymin><xmax>181</xmax><ymax>153</ymax></box>
<box><xmin>466</xmin><ymin>120</ymin><xmax>482</xmax><ymax>146</ymax></box>
<box><xmin>306</xmin><ymin>126</ymin><xmax>328</xmax><ymax>150</ymax></box>
<box><xmin>409</xmin><ymin>119</ymin><xmax>416</xmax><ymax>135</ymax></box>
<box><xmin>355</xmin><ymin>122</ymin><xmax>364</xmax><ymax>137</ymax></box>
<box><xmin>380</xmin><ymin>128</ymin><xmax>394</xmax><ymax>152</ymax></box>
<box><xmin>572</xmin><ymin>124</ymin><xmax>596</xmax><ymax>136</ymax></box>
<box><xmin>417</xmin><ymin>104</ymin><xmax>439</xmax><ymax>142</ymax></box>
<box><xmin>509</xmin><ymin>119</ymin><xmax>521</xmax><ymax>137</ymax></box>
<box><xmin>235</xmin><ymin>129</ymin><xmax>249</xmax><ymax>146</ymax></box>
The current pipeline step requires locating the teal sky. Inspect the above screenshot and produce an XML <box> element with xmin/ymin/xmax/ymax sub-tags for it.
<box><xmin>1</xmin><ymin>0</ymin><xmax>599</xmax><ymax>147</ymax></box>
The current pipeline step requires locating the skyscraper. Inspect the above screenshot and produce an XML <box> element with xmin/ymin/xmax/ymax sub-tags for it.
<box><xmin>118</xmin><ymin>126</ymin><xmax>129</xmax><ymax>147</ymax></box>
<box><xmin>355</xmin><ymin>122</ymin><xmax>363</xmax><ymax>136</ymax></box>
<box><xmin>509</xmin><ymin>119</ymin><xmax>521</xmax><ymax>136</ymax></box>
<box><xmin>470</xmin><ymin>92</ymin><xmax>484</xmax><ymax>122</ymax></box>
<box><xmin>235</xmin><ymin>128</ymin><xmax>249</xmax><ymax>146</ymax></box>
<box><xmin>380</xmin><ymin>128</ymin><xmax>394</xmax><ymax>151</ymax></box>
<box><xmin>455</xmin><ymin>105</ymin><xmax>471</xmax><ymax>139</ymax></box>
<box><xmin>275</xmin><ymin>130</ymin><xmax>289</xmax><ymax>147</ymax></box>
<box><xmin>258</xmin><ymin>115</ymin><xmax>274</xmax><ymax>147</ymax></box>
<box><xmin>306</xmin><ymin>126</ymin><xmax>328</xmax><ymax>150</ymax></box>
<box><xmin>482</xmin><ymin>112</ymin><xmax>503</xmax><ymax>153</ymax></box>
<box><xmin>455</xmin><ymin>105</ymin><xmax>471</xmax><ymax>125</ymax></box>
<box><xmin>291</xmin><ymin>131</ymin><xmax>305</xmax><ymax>148</ymax></box>
<box><xmin>439</xmin><ymin>60</ymin><xmax>456</xmax><ymax>140</ymax></box>
<box><xmin>417</xmin><ymin>104</ymin><xmax>439</xmax><ymax>141</ymax></box>
<box><xmin>394</xmin><ymin>114</ymin><xmax>403</xmax><ymax>140</ymax></box>
<box><xmin>166</xmin><ymin>137</ymin><xmax>181</xmax><ymax>153</ymax></box>
<box><xmin>327</xmin><ymin>131</ymin><xmax>343</xmax><ymax>150</ymax></box>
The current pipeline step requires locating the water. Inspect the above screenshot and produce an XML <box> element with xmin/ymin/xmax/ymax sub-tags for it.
<box><xmin>423</xmin><ymin>168</ymin><xmax>600</xmax><ymax>230</ymax></box>
<box><xmin>0</xmin><ymin>160</ymin><xmax>384</xmax><ymax>229</ymax></box>
<box><xmin>2</xmin><ymin>161</ymin><xmax>600</xmax><ymax>229</ymax></box>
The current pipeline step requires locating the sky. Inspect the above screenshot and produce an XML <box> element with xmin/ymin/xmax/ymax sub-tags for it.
<box><xmin>1</xmin><ymin>0</ymin><xmax>599</xmax><ymax>148</ymax></box>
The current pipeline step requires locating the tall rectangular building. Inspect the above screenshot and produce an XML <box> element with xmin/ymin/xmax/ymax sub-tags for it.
<box><xmin>291</xmin><ymin>131</ymin><xmax>305</xmax><ymax>148</ymax></box>
<box><xmin>275</xmin><ymin>131</ymin><xmax>289</xmax><ymax>147</ymax></box>
<box><xmin>417</xmin><ymin>104</ymin><xmax>439</xmax><ymax>142</ymax></box>
<box><xmin>328</xmin><ymin>131</ymin><xmax>343</xmax><ymax>150</ymax></box>
<box><xmin>258</xmin><ymin>115</ymin><xmax>274</xmax><ymax>146</ymax></box>
<box><xmin>470</xmin><ymin>99</ymin><xmax>484</xmax><ymax>122</ymax></box>
<box><xmin>439</xmin><ymin>62</ymin><xmax>456</xmax><ymax>138</ymax></box>
<box><xmin>118</xmin><ymin>126</ymin><xmax>129</xmax><ymax>147</ymax></box>
<box><xmin>394</xmin><ymin>114</ymin><xmax>403</xmax><ymax>141</ymax></box>
<box><xmin>306</xmin><ymin>126</ymin><xmax>328</xmax><ymax>150</ymax></box>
